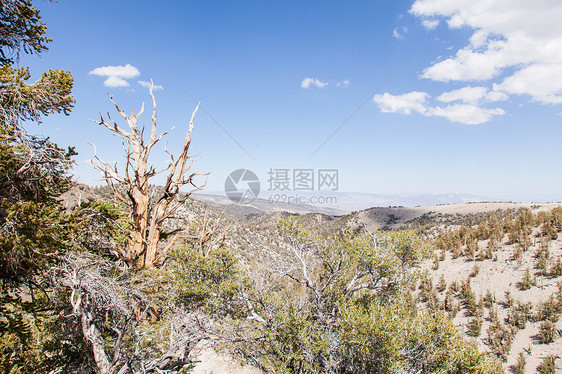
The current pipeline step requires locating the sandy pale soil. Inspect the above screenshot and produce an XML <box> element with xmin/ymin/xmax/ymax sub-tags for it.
<box><xmin>424</xmin><ymin>227</ymin><xmax>562</xmax><ymax>373</ymax></box>
<box><xmin>190</xmin><ymin>345</ymin><xmax>262</xmax><ymax>374</ymax></box>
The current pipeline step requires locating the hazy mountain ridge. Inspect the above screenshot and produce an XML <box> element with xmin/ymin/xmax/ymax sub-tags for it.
<box><xmin>192</xmin><ymin>191</ymin><xmax>487</xmax><ymax>216</ymax></box>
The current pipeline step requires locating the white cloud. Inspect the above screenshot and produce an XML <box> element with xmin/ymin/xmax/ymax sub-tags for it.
<box><xmin>89</xmin><ymin>64</ymin><xmax>140</xmax><ymax>87</ymax></box>
<box><xmin>376</xmin><ymin>1</ymin><xmax>562</xmax><ymax>124</ymax></box>
<box><xmin>437</xmin><ymin>85</ymin><xmax>509</xmax><ymax>104</ymax></box>
<box><xmin>494</xmin><ymin>63</ymin><xmax>562</xmax><ymax>104</ymax></box>
<box><xmin>409</xmin><ymin>0</ymin><xmax>562</xmax><ymax>103</ymax></box>
<box><xmin>336</xmin><ymin>80</ymin><xmax>350</xmax><ymax>87</ymax></box>
<box><xmin>469</xmin><ymin>29</ymin><xmax>489</xmax><ymax>49</ymax></box>
<box><xmin>437</xmin><ymin>86</ymin><xmax>488</xmax><ymax>104</ymax></box>
<box><xmin>428</xmin><ymin>104</ymin><xmax>505</xmax><ymax>125</ymax></box>
<box><xmin>486</xmin><ymin>90</ymin><xmax>508</xmax><ymax>102</ymax></box>
<box><xmin>89</xmin><ymin>64</ymin><xmax>140</xmax><ymax>79</ymax></box>
<box><xmin>374</xmin><ymin>91</ymin><xmax>504</xmax><ymax>124</ymax></box>
<box><xmin>301</xmin><ymin>77</ymin><xmax>328</xmax><ymax>89</ymax></box>
<box><xmin>103</xmin><ymin>76</ymin><xmax>130</xmax><ymax>88</ymax></box>
<box><xmin>422</xmin><ymin>19</ymin><xmax>439</xmax><ymax>30</ymax></box>
<box><xmin>392</xmin><ymin>26</ymin><xmax>408</xmax><ymax>40</ymax></box>
<box><xmin>421</xmin><ymin>47</ymin><xmax>503</xmax><ymax>82</ymax></box>
<box><xmin>138</xmin><ymin>80</ymin><xmax>163</xmax><ymax>91</ymax></box>
<box><xmin>373</xmin><ymin>92</ymin><xmax>429</xmax><ymax>115</ymax></box>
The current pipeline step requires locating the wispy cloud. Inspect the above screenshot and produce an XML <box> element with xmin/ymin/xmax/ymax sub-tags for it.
<box><xmin>138</xmin><ymin>80</ymin><xmax>163</xmax><ymax>91</ymax></box>
<box><xmin>89</xmin><ymin>64</ymin><xmax>140</xmax><ymax>87</ymax></box>
<box><xmin>428</xmin><ymin>104</ymin><xmax>504</xmax><ymax>125</ymax></box>
<box><xmin>374</xmin><ymin>92</ymin><xmax>428</xmax><ymax>115</ymax></box>
<box><xmin>392</xmin><ymin>26</ymin><xmax>408</xmax><ymax>40</ymax></box>
<box><xmin>422</xmin><ymin>19</ymin><xmax>439</xmax><ymax>30</ymax></box>
<box><xmin>336</xmin><ymin>80</ymin><xmax>350</xmax><ymax>87</ymax></box>
<box><xmin>301</xmin><ymin>77</ymin><xmax>329</xmax><ymax>89</ymax></box>
<box><xmin>437</xmin><ymin>86</ymin><xmax>489</xmax><ymax>104</ymax></box>
<box><xmin>374</xmin><ymin>91</ymin><xmax>505</xmax><ymax>125</ymax></box>
<box><xmin>102</xmin><ymin>76</ymin><xmax>130</xmax><ymax>87</ymax></box>
<box><xmin>436</xmin><ymin>85</ymin><xmax>507</xmax><ymax>104</ymax></box>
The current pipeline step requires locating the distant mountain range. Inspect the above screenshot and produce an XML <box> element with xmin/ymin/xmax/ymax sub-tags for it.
<box><xmin>192</xmin><ymin>191</ymin><xmax>485</xmax><ymax>216</ymax></box>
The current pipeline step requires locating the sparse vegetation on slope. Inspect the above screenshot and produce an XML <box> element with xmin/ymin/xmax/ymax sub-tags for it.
<box><xmin>419</xmin><ymin>205</ymin><xmax>562</xmax><ymax>373</ymax></box>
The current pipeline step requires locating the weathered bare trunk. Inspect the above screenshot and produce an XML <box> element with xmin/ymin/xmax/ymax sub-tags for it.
<box><xmin>80</xmin><ymin>313</ymin><xmax>113</xmax><ymax>374</ymax></box>
<box><xmin>90</xmin><ymin>82</ymin><xmax>206</xmax><ymax>268</ymax></box>
<box><xmin>145</xmin><ymin>200</ymin><xmax>168</xmax><ymax>267</ymax></box>
<box><xmin>129</xmin><ymin>185</ymin><xmax>149</xmax><ymax>267</ymax></box>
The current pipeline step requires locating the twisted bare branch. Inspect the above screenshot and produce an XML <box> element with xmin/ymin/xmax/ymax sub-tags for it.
<box><xmin>90</xmin><ymin>82</ymin><xmax>206</xmax><ymax>268</ymax></box>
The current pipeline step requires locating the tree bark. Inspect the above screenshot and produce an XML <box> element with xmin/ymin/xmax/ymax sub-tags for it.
<box><xmin>80</xmin><ymin>312</ymin><xmax>113</xmax><ymax>374</ymax></box>
<box><xmin>90</xmin><ymin>82</ymin><xmax>205</xmax><ymax>268</ymax></box>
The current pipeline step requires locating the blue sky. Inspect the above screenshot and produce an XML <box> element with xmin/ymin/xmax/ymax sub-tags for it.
<box><xmin>22</xmin><ymin>0</ymin><xmax>562</xmax><ymax>202</ymax></box>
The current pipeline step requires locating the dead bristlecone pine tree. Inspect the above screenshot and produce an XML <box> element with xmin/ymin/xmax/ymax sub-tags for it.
<box><xmin>91</xmin><ymin>82</ymin><xmax>206</xmax><ymax>268</ymax></box>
